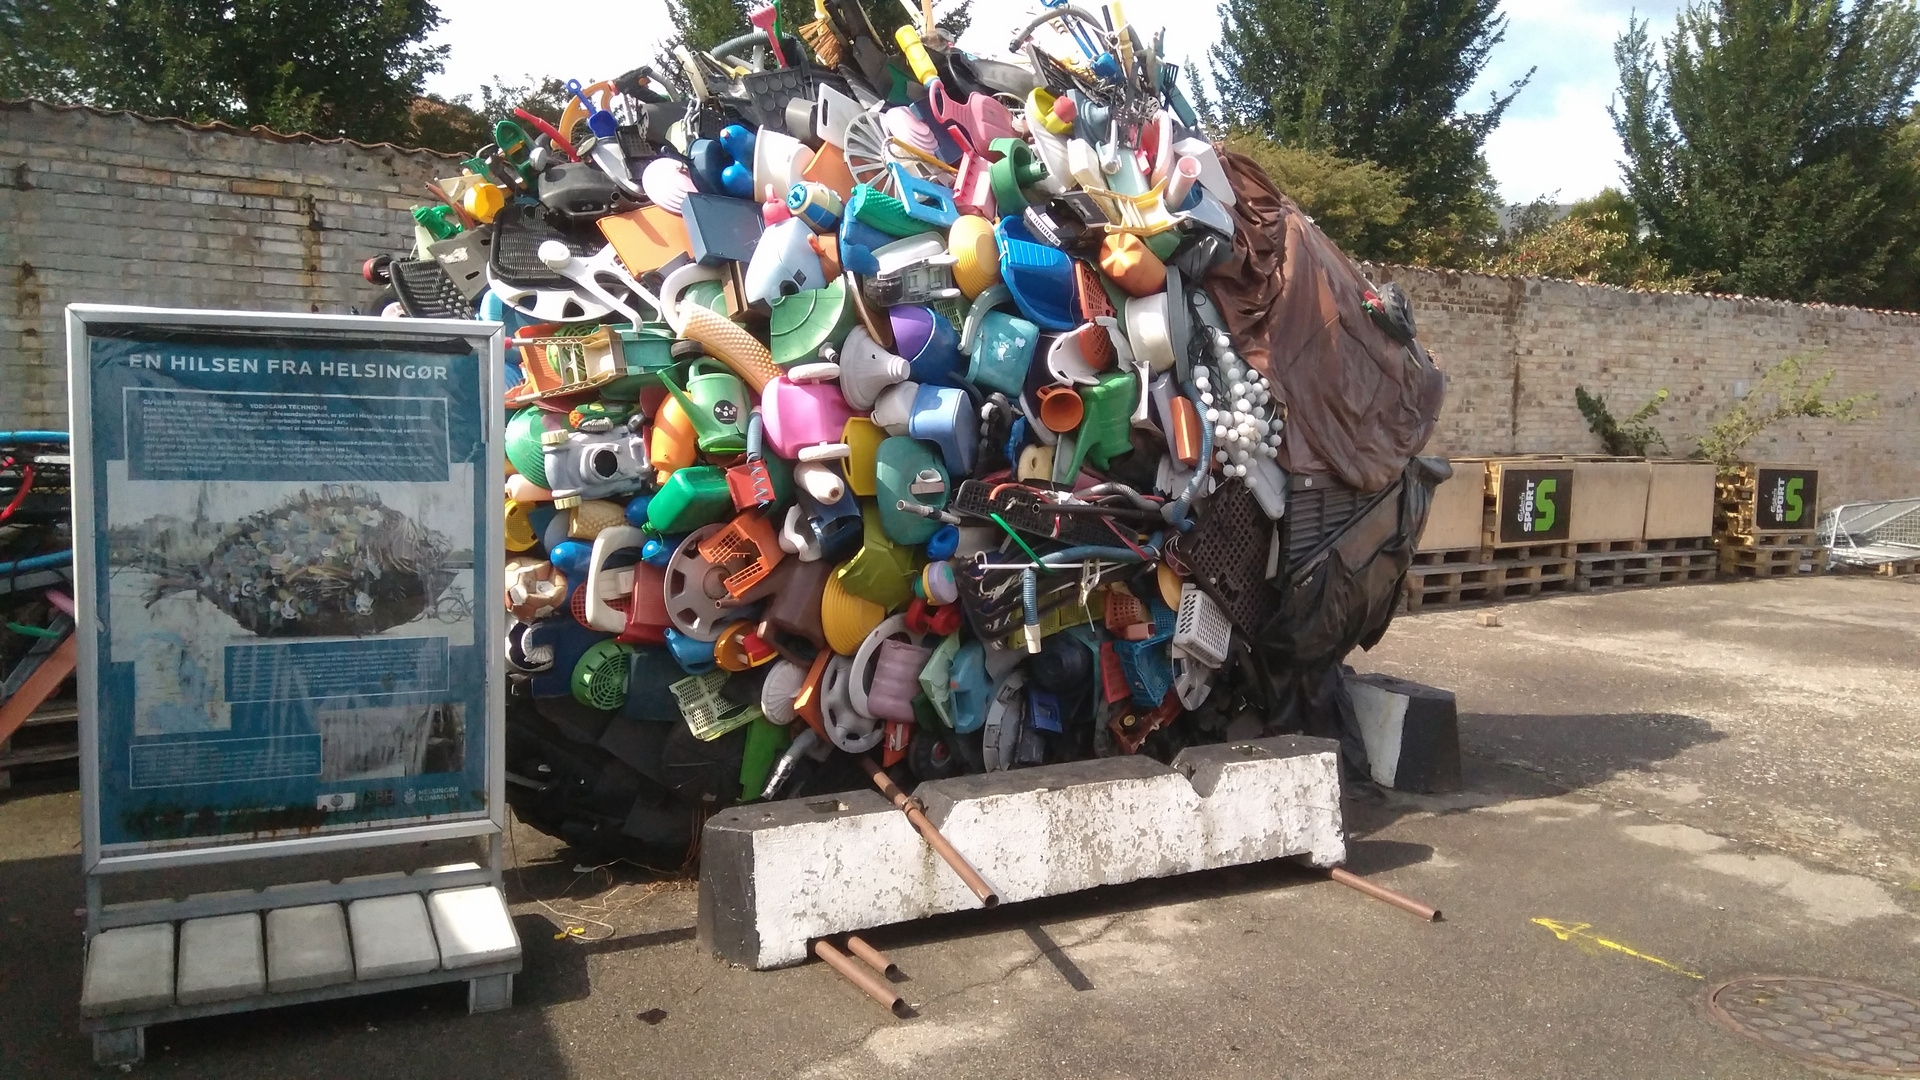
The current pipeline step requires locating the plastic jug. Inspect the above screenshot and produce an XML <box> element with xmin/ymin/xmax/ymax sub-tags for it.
<box><xmin>758</xmin><ymin>557</ymin><xmax>833</xmax><ymax>652</ymax></box>
<box><xmin>875</xmin><ymin>436</ymin><xmax>950</xmax><ymax>546</ymax></box>
<box><xmin>762</xmin><ymin>376</ymin><xmax>856</xmax><ymax>459</ymax></box>
<box><xmin>908</xmin><ymin>384</ymin><xmax>977</xmax><ymax>477</ymax></box>
<box><xmin>967</xmin><ymin>309</ymin><xmax>1040</xmax><ymax>398</ymax></box>
<box><xmin>648</xmin><ymin>466</ymin><xmax>734</xmax><ymax>534</ymax></box>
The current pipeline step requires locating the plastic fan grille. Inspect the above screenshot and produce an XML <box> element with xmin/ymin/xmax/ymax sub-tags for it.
<box><xmin>1172</xmin><ymin>584</ymin><xmax>1232</xmax><ymax>667</ymax></box>
<box><xmin>390</xmin><ymin>259</ymin><xmax>474</xmax><ymax>319</ymax></box>
<box><xmin>572</xmin><ymin>641</ymin><xmax>634</xmax><ymax>710</ymax></box>
<box><xmin>1179</xmin><ymin>480</ymin><xmax>1275</xmax><ymax>635</ymax></box>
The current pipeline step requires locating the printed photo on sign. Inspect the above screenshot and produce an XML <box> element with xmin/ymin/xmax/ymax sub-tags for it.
<box><xmin>104</xmin><ymin>469</ymin><xmax>475</xmax><ymax>737</ymax></box>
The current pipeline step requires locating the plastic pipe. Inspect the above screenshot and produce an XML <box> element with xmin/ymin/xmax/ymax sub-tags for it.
<box><xmin>1165</xmin><ymin>155</ymin><xmax>1202</xmax><ymax>211</ymax></box>
<box><xmin>0</xmin><ymin>550</ymin><xmax>72</xmax><ymax>574</ymax></box>
<box><xmin>1162</xmin><ymin>378</ymin><xmax>1213</xmax><ymax>532</ymax></box>
<box><xmin>1021</xmin><ymin>567</ymin><xmax>1041</xmax><ymax>654</ymax></box>
<box><xmin>0</xmin><ymin>432</ymin><xmax>69</xmax><ymax>444</ymax></box>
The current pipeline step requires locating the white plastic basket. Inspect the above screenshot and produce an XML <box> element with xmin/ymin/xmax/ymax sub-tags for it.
<box><xmin>1172</xmin><ymin>584</ymin><xmax>1233</xmax><ymax>668</ymax></box>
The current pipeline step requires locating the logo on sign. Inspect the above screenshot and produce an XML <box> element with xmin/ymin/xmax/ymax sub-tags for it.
<box><xmin>1755</xmin><ymin>469</ymin><xmax>1817</xmax><ymax>531</ymax></box>
<box><xmin>316</xmin><ymin>792</ymin><xmax>357</xmax><ymax>812</ymax></box>
<box><xmin>712</xmin><ymin>400</ymin><xmax>739</xmax><ymax>425</ymax></box>
<box><xmin>1498</xmin><ymin>469</ymin><xmax>1574</xmax><ymax>543</ymax></box>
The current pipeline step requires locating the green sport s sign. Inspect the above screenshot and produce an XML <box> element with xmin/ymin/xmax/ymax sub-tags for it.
<box><xmin>1498</xmin><ymin>468</ymin><xmax>1574</xmax><ymax>544</ymax></box>
<box><xmin>1755</xmin><ymin>468</ymin><xmax>1818</xmax><ymax>531</ymax></box>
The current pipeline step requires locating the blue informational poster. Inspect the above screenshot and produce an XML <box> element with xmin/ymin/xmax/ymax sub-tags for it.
<box><xmin>68</xmin><ymin>309</ymin><xmax>504</xmax><ymax>867</ymax></box>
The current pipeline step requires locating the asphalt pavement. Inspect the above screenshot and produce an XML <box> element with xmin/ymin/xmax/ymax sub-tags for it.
<box><xmin>3</xmin><ymin>576</ymin><xmax>1915</xmax><ymax>1078</ymax></box>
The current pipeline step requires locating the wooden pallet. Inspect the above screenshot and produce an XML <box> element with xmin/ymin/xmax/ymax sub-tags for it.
<box><xmin>1719</xmin><ymin>543</ymin><xmax>1827</xmax><ymax>578</ymax></box>
<box><xmin>0</xmin><ymin>698</ymin><xmax>78</xmax><ymax>789</ymax></box>
<box><xmin>1410</xmin><ymin>546</ymin><xmax>1487</xmax><ymax>568</ymax></box>
<box><xmin>1403</xmin><ymin>553</ymin><xmax>1575</xmax><ymax>612</ymax></box>
<box><xmin>1574</xmin><ymin>538</ymin><xmax>1647</xmax><ymax>555</ymax></box>
<box><xmin>1641</xmin><ymin>536</ymin><xmax>1713</xmax><ymax>553</ymax></box>
<box><xmin>1829</xmin><ymin>556</ymin><xmax>1920</xmax><ymax>578</ymax></box>
<box><xmin>1718</xmin><ymin>530</ymin><xmax>1819</xmax><ymax>549</ymax></box>
<box><xmin>1575</xmin><ymin>550</ymin><xmax>1718</xmax><ymax>592</ymax></box>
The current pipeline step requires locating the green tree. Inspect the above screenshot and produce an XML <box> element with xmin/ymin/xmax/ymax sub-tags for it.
<box><xmin>1206</xmin><ymin>0</ymin><xmax>1531</xmax><ymax>264</ymax></box>
<box><xmin>1613</xmin><ymin>1</ymin><xmax>1920</xmax><ymax>309</ymax></box>
<box><xmin>0</xmin><ymin>0</ymin><xmax>448</xmax><ymax>145</ymax></box>
<box><xmin>1221</xmin><ymin>129</ymin><xmax>1413</xmax><ymax>253</ymax></box>
<box><xmin>1478</xmin><ymin>188</ymin><xmax>1689</xmax><ymax>288</ymax></box>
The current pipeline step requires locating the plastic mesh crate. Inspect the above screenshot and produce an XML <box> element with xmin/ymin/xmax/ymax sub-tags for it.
<box><xmin>1113</xmin><ymin>633</ymin><xmax>1173</xmax><ymax>707</ymax></box>
<box><xmin>1172</xmin><ymin>584</ymin><xmax>1232</xmax><ymax>668</ymax></box>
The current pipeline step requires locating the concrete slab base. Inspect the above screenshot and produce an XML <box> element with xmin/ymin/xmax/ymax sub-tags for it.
<box><xmin>347</xmin><ymin>893</ymin><xmax>440</xmax><ymax>980</ymax></box>
<box><xmin>1347</xmin><ymin>672</ymin><xmax>1462</xmax><ymax>793</ymax></box>
<box><xmin>265</xmin><ymin>903</ymin><xmax>353</xmax><ymax>994</ymax></box>
<box><xmin>176</xmin><ymin>913</ymin><xmax>265</xmax><ymax>1006</ymax></box>
<box><xmin>81</xmin><ymin>923</ymin><xmax>174</xmax><ymax>1017</ymax></box>
<box><xmin>699</xmin><ymin>735</ymin><xmax>1346</xmax><ymax>969</ymax></box>
<box><xmin>428</xmin><ymin>886</ymin><xmax>521</xmax><ymax>969</ymax></box>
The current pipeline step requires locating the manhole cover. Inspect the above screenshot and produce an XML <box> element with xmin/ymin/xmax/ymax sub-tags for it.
<box><xmin>1708</xmin><ymin>977</ymin><xmax>1920</xmax><ymax>1075</ymax></box>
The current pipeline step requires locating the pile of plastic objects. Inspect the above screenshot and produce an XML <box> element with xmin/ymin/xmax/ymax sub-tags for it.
<box><xmin>366</xmin><ymin>1</ymin><xmax>1313</xmax><ymax>858</ymax></box>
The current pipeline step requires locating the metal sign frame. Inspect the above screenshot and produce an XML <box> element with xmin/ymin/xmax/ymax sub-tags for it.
<box><xmin>68</xmin><ymin>306</ymin><xmax>506</xmax><ymax>879</ymax></box>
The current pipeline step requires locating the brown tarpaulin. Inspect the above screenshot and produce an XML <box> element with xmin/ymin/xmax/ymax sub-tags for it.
<box><xmin>1205</xmin><ymin>150</ymin><xmax>1446</xmax><ymax>493</ymax></box>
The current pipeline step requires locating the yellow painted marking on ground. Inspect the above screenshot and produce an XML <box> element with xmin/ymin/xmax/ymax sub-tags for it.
<box><xmin>1531</xmin><ymin>919</ymin><xmax>1704</xmax><ymax>980</ymax></box>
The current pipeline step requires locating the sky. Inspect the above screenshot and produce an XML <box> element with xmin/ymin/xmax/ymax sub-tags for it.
<box><xmin>423</xmin><ymin>0</ymin><xmax>1688</xmax><ymax>204</ymax></box>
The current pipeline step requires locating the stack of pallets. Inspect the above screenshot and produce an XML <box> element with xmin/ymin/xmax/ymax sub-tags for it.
<box><xmin>1715</xmin><ymin>464</ymin><xmax>1829</xmax><ymax>578</ymax></box>
<box><xmin>1573</xmin><ymin>537</ymin><xmax>1719</xmax><ymax>593</ymax></box>
<box><xmin>1404</xmin><ymin>542</ymin><xmax>1575</xmax><ymax>613</ymax></box>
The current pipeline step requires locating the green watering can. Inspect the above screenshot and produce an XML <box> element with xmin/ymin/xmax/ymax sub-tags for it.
<box><xmin>659</xmin><ymin>359</ymin><xmax>749</xmax><ymax>456</ymax></box>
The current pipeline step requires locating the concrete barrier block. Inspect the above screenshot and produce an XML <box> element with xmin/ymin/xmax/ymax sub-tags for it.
<box><xmin>699</xmin><ymin>736</ymin><xmax>1345</xmax><ymax>969</ymax></box>
<box><xmin>1347</xmin><ymin>673</ymin><xmax>1461</xmax><ymax>793</ymax></box>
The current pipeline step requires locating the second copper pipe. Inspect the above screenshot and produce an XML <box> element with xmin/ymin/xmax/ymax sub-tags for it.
<box><xmin>860</xmin><ymin>757</ymin><xmax>1000</xmax><ymax>908</ymax></box>
<box><xmin>816</xmin><ymin>939</ymin><xmax>910</xmax><ymax>1017</ymax></box>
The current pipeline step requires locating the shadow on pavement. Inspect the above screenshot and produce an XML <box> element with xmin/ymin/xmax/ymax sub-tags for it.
<box><xmin>1462</xmin><ymin>711</ymin><xmax>1725</xmax><ymax>789</ymax></box>
<box><xmin>1345</xmin><ymin>711</ymin><xmax>1725</xmax><ymax>838</ymax></box>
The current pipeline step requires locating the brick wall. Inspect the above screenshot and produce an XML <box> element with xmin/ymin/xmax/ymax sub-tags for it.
<box><xmin>0</xmin><ymin>100</ymin><xmax>457</xmax><ymax>430</ymax></box>
<box><xmin>1365</xmin><ymin>264</ymin><xmax>1920</xmax><ymax>507</ymax></box>
<box><xmin>1</xmin><ymin>102</ymin><xmax>1914</xmax><ymax>506</ymax></box>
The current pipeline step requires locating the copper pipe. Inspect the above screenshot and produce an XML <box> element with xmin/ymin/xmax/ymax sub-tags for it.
<box><xmin>860</xmin><ymin>756</ymin><xmax>1000</xmax><ymax>908</ymax></box>
<box><xmin>846</xmin><ymin>935</ymin><xmax>902</xmax><ymax>980</ymax></box>
<box><xmin>815</xmin><ymin>940</ymin><xmax>910</xmax><ymax>1017</ymax></box>
<box><xmin>1328</xmin><ymin>867</ymin><xmax>1441</xmax><ymax>922</ymax></box>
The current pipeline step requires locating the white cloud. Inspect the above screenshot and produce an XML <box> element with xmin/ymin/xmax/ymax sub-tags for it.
<box><xmin>421</xmin><ymin>0</ymin><xmax>1686</xmax><ymax>203</ymax></box>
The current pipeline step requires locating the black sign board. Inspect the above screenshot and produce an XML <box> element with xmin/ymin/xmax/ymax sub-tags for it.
<box><xmin>1497</xmin><ymin>468</ymin><xmax>1574</xmax><ymax>544</ymax></box>
<box><xmin>1753</xmin><ymin>468</ymin><xmax>1819</xmax><ymax>531</ymax></box>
